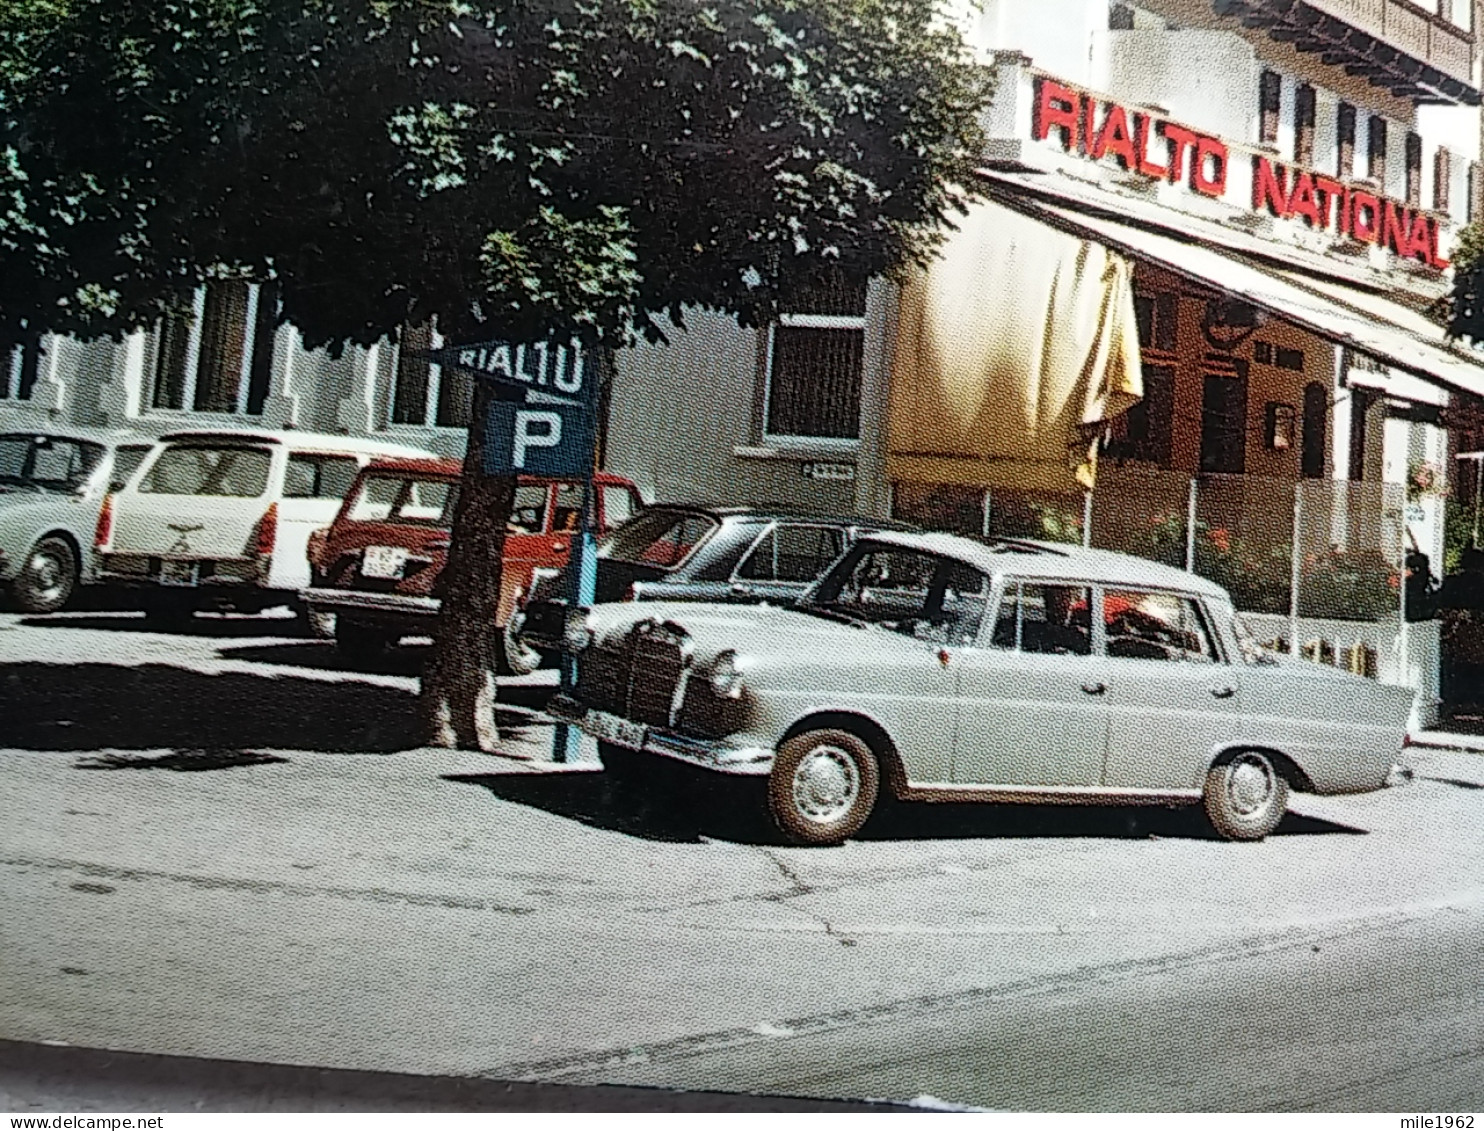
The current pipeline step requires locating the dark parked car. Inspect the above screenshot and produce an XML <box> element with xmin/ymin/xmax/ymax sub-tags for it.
<box><xmin>516</xmin><ymin>504</ymin><xmax>913</xmax><ymax>660</ymax></box>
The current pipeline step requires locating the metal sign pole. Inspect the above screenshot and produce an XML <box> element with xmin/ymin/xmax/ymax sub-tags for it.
<box><xmin>555</xmin><ymin>476</ymin><xmax>599</xmax><ymax>764</ymax></box>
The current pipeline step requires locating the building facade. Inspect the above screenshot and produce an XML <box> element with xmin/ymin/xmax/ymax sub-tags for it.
<box><xmin>8</xmin><ymin>0</ymin><xmax>1484</xmax><ymax>722</ymax></box>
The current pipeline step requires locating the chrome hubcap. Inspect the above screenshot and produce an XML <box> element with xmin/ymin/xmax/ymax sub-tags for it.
<box><xmin>792</xmin><ymin>745</ymin><xmax>859</xmax><ymax>825</ymax></box>
<box><xmin>1227</xmin><ymin>755</ymin><xmax>1276</xmax><ymax>817</ymax></box>
<box><xmin>27</xmin><ymin>550</ymin><xmax>64</xmax><ymax>600</ymax></box>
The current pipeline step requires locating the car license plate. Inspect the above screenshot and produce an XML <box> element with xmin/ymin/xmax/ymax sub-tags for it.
<box><xmin>159</xmin><ymin>560</ymin><xmax>199</xmax><ymax>587</ymax></box>
<box><xmin>361</xmin><ymin>545</ymin><xmax>409</xmax><ymax>579</ymax></box>
<box><xmin>585</xmin><ymin>709</ymin><xmax>647</xmax><ymax>750</ymax></box>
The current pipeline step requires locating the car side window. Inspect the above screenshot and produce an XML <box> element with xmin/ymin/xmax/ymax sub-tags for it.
<box><xmin>285</xmin><ymin>454</ymin><xmax>360</xmax><ymax>500</ymax></box>
<box><xmin>992</xmin><ymin>581</ymin><xmax>1092</xmax><ymax>655</ymax></box>
<box><xmin>110</xmin><ymin>445</ymin><xmax>152</xmax><ymax>491</ymax></box>
<box><xmin>509</xmin><ymin>484</ymin><xmax>550</xmax><ymax>534</ymax></box>
<box><xmin>736</xmin><ymin>525</ymin><xmax>844</xmax><ymax>583</ymax></box>
<box><xmin>600</xmin><ymin>485</ymin><xmax>638</xmax><ymax>530</ymax></box>
<box><xmin>1103</xmin><ymin>589</ymin><xmax>1217</xmax><ymax>663</ymax></box>
<box><xmin>551</xmin><ymin>481</ymin><xmax>583</xmax><ymax>533</ymax></box>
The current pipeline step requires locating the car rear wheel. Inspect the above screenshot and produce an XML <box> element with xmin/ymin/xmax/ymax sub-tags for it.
<box><xmin>336</xmin><ymin>617</ymin><xmax>393</xmax><ymax>658</ymax></box>
<box><xmin>1203</xmin><ymin>750</ymin><xmax>1289</xmax><ymax>841</ymax></box>
<box><xmin>13</xmin><ymin>536</ymin><xmax>78</xmax><ymax>614</ymax></box>
<box><xmin>768</xmin><ymin>728</ymin><xmax>879</xmax><ymax>847</ymax></box>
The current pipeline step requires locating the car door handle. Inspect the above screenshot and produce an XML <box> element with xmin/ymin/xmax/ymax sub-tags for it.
<box><xmin>552</xmin><ymin>541</ymin><xmax>568</xmax><ymax>553</ymax></box>
<box><xmin>730</xmin><ymin>582</ymin><xmax>752</xmax><ymax>596</ymax></box>
<box><xmin>1081</xmin><ymin>681</ymin><xmax>1106</xmax><ymax>696</ymax></box>
<box><xmin>1209</xmin><ymin>686</ymin><xmax>1236</xmax><ymax>699</ymax></box>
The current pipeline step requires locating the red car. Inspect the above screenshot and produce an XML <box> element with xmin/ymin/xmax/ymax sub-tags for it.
<box><xmin>302</xmin><ymin>457</ymin><xmax>643</xmax><ymax>672</ymax></box>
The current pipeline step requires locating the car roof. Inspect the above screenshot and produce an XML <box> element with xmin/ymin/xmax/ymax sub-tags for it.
<box><xmin>155</xmin><ymin>429</ymin><xmax>435</xmax><ymax>457</ymax></box>
<box><xmin>0</xmin><ymin>426</ymin><xmax>154</xmax><ymax>448</ymax></box>
<box><xmin>648</xmin><ymin>502</ymin><xmax>918</xmax><ymax>529</ymax></box>
<box><xmin>353</xmin><ymin>457</ymin><xmax>640</xmax><ymax>487</ymax></box>
<box><xmin>856</xmin><ymin>529</ymin><xmax>1231</xmax><ymax>599</ymax></box>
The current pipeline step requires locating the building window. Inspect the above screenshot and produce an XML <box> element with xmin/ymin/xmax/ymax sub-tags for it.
<box><xmin>389</xmin><ymin>319</ymin><xmax>472</xmax><ymax>429</ymax></box>
<box><xmin>1406</xmin><ymin>132</ymin><xmax>1423</xmax><ymax>207</ymax></box>
<box><xmin>1348</xmin><ymin>386</ymin><xmax>1375</xmax><ymax>482</ymax></box>
<box><xmin>763</xmin><ymin>275</ymin><xmax>867</xmax><ymax>444</ymax></box>
<box><xmin>1264</xmin><ymin>402</ymin><xmax>1296</xmax><ymax>451</ymax></box>
<box><xmin>1301</xmin><ymin>381</ymin><xmax>1327</xmax><ymax>479</ymax></box>
<box><xmin>1104</xmin><ymin>363</ymin><xmax>1174</xmax><ymax>465</ymax></box>
<box><xmin>1133</xmin><ymin>292</ymin><xmax>1178</xmax><ymax>354</ymax></box>
<box><xmin>1367</xmin><ymin>115</ymin><xmax>1387</xmax><ymax>186</ymax></box>
<box><xmin>1337</xmin><ymin>102</ymin><xmax>1356</xmax><ymax>179</ymax></box>
<box><xmin>1435</xmin><ymin>147</ymin><xmax>1453</xmax><ymax>213</ymax></box>
<box><xmin>1259</xmin><ymin>71</ymin><xmax>1281</xmax><ymax>146</ymax></box>
<box><xmin>1</xmin><ymin>339</ymin><xmax>43</xmax><ymax>401</ymax></box>
<box><xmin>150</xmin><ymin>282</ymin><xmax>276</xmax><ymax>415</ymax></box>
<box><xmin>1108</xmin><ymin>2</ymin><xmax>1134</xmax><ymax>30</ymax></box>
<box><xmin>1294</xmin><ymin>84</ymin><xmax>1316</xmax><ymax>167</ymax></box>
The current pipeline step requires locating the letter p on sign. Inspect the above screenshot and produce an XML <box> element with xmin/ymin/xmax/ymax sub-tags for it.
<box><xmin>513</xmin><ymin>410</ymin><xmax>562</xmax><ymax>468</ymax></box>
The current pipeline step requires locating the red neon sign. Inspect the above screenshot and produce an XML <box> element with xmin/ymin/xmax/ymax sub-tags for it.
<box><xmin>1032</xmin><ymin>77</ymin><xmax>1445</xmax><ymax>269</ymax></box>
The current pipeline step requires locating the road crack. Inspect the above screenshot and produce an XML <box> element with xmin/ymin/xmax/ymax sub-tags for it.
<box><xmin>755</xmin><ymin>847</ymin><xmax>856</xmax><ymax>948</ymax></box>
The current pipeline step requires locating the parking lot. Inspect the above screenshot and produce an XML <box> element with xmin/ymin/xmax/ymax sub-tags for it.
<box><xmin>4</xmin><ymin>607</ymin><xmax>1484</xmax><ymax>1110</ymax></box>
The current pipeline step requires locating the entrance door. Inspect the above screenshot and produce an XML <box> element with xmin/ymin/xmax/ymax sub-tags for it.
<box><xmin>952</xmin><ymin>579</ymin><xmax>1109</xmax><ymax>787</ymax></box>
<box><xmin>1200</xmin><ymin>365</ymin><xmax>1249</xmax><ymax>474</ymax></box>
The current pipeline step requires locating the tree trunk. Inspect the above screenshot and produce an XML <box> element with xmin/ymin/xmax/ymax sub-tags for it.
<box><xmin>422</xmin><ymin>380</ymin><xmax>514</xmax><ymax>752</ymax></box>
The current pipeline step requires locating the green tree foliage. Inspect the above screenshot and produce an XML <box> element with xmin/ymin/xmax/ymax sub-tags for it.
<box><xmin>1448</xmin><ymin>220</ymin><xmax>1484</xmax><ymax>341</ymax></box>
<box><xmin>2</xmin><ymin>0</ymin><xmax>993</xmax><ymax>748</ymax></box>
<box><xmin>2</xmin><ymin>0</ymin><xmax>992</xmax><ymax>354</ymax></box>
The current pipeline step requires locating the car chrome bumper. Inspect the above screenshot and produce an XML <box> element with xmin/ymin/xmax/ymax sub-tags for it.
<box><xmin>302</xmin><ymin>587</ymin><xmax>440</xmax><ymax>617</ymax></box>
<box><xmin>546</xmin><ymin>694</ymin><xmax>774</xmax><ymax>776</ymax></box>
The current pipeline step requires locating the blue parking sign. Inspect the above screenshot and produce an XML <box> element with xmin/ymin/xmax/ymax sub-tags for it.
<box><xmin>482</xmin><ymin>398</ymin><xmax>596</xmax><ymax>477</ymax></box>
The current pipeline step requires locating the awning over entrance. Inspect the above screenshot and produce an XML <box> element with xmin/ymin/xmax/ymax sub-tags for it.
<box><xmin>886</xmin><ymin>197</ymin><xmax>1144</xmax><ymax>494</ymax></box>
<box><xmin>979</xmin><ymin>173</ymin><xmax>1484</xmax><ymax>402</ymax></box>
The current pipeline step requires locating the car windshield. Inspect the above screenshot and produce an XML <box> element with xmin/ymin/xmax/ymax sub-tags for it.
<box><xmin>802</xmin><ymin>543</ymin><xmax>992</xmax><ymax>645</ymax></box>
<box><xmin>600</xmin><ymin>508</ymin><xmax>719</xmax><ymax>570</ymax></box>
<box><xmin>345</xmin><ymin>474</ymin><xmax>459</xmax><ymax>527</ymax></box>
<box><xmin>0</xmin><ymin>433</ymin><xmax>105</xmax><ymax>493</ymax></box>
<box><xmin>138</xmin><ymin>444</ymin><xmax>273</xmax><ymax>497</ymax></box>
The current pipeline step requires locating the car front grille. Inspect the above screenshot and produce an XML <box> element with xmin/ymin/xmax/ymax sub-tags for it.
<box><xmin>575</xmin><ymin>620</ymin><xmax>692</xmax><ymax>729</ymax></box>
<box><xmin>627</xmin><ymin>625</ymin><xmax>688</xmax><ymax>728</ymax></box>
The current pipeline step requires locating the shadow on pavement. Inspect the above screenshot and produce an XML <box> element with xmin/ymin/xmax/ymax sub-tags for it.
<box><xmin>448</xmin><ymin>766</ymin><xmax>1364</xmax><ymax>844</ymax></box>
<box><xmin>1418</xmin><ymin>774</ymin><xmax>1484</xmax><ymax>790</ymax></box>
<box><xmin>219</xmin><ymin>639</ymin><xmax>430</xmax><ymax>677</ymax></box>
<box><xmin>1</xmin><ymin>662</ymin><xmax>534</xmax><ymax>754</ymax></box>
<box><xmin>74</xmin><ymin>748</ymin><xmax>289</xmax><ymax>771</ymax></box>
<box><xmin>445</xmin><ymin>770</ymin><xmax>768</xmax><ymax>844</ymax></box>
<box><xmin>0</xmin><ymin>1038</ymin><xmax>881</xmax><ymax>1113</ymax></box>
<box><xmin>20</xmin><ymin>612</ymin><xmax>302</xmax><ymax>639</ymax></box>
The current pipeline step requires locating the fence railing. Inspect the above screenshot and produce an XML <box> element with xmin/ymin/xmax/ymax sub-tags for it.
<box><xmin>893</xmin><ymin>471</ymin><xmax>1410</xmax><ymax>645</ymax></box>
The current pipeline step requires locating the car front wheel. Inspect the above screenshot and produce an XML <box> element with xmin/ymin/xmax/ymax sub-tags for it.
<box><xmin>13</xmin><ymin>536</ymin><xmax>78</xmax><ymax>613</ymax></box>
<box><xmin>768</xmin><ymin>728</ymin><xmax>879</xmax><ymax>847</ymax></box>
<box><xmin>1203</xmin><ymin>750</ymin><xmax>1289</xmax><ymax>841</ymax></box>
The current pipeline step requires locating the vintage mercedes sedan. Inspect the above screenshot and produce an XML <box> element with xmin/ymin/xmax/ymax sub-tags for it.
<box><xmin>546</xmin><ymin>530</ymin><xmax>1414</xmax><ymax>846</ymax></box>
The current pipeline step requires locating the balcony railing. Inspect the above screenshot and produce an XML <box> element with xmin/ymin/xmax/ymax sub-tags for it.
<box><xmin>1212</xmin><ymin>0</ymin><xmax>1479</xmax><ymax>105</ymax></box>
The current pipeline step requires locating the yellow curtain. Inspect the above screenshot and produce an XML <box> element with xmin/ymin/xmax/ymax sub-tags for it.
<box><xmin>887</xmin><ymin>197</ymin><xmax>1143</xmax><ymax>492</ymax></box>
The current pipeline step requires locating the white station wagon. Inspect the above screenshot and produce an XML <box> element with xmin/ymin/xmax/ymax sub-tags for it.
<box><xmin>96</xmin><ymin>429</ymin><xmax>435</xmax><ymax>626</ymax></box>
<box><xmin>549</xmin><ymin>530</ymin><xmax>1414</xmax><ymax>846</ymax></box>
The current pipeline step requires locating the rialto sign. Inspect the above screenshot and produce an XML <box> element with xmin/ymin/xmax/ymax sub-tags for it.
<box><xmin>1032</xmin><ymin>77</ymin><xmax>1447</xmax><ymax>269</ymax></box>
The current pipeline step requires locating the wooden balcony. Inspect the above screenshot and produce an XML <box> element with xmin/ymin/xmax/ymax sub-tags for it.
<box><xmin>1212</xmin><ymin>0</ymin><xmax>1478</xmax><ymax>104</ymax></box>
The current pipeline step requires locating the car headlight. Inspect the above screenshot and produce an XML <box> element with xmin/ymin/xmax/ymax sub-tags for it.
<box><xmin>709</xmin><ymin>650</ymin><xmax>745</xmax><ymax>698</ymax></box>
<box><xmin>563</xmin><ymin>608</ymin><xmax>594</xmax><ymax>654</ymax></box>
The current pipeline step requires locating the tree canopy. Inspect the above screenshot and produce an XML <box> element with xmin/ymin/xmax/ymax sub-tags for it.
<box><xmin>1</xmin><ymin>0</ymin><xmax>993</xmax><ymax>356</ymax></box>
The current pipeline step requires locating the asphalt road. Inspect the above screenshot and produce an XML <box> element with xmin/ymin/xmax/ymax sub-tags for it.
<box><xmin>3</xmin><ymin>609</ymin><xmax>1484</xmax><ymax>1112</ymax></box>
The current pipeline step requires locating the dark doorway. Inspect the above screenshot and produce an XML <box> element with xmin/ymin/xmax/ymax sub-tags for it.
<box><xmin>1301</xmin><ymin>381</ymin><xmax>1328</xmax><ymax>478</ymax></box>
<box><xmin>1200</xmin><ymin>366</ymin><xmax>1249</xmax><ymax>474</ymax></box>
